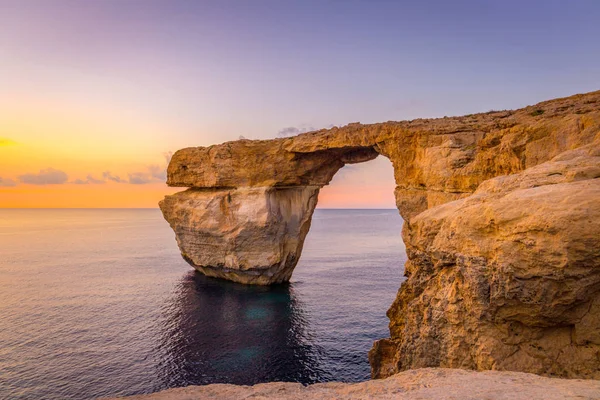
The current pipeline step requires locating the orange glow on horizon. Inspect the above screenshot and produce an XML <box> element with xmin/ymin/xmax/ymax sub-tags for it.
<box><xmin>317</xmin><ymin>183</ymin><xmax>396</xmax><ymax>209</ymax></box>
<box><xmin>0</xmin><ymin>184</ymin><xmax>180</xmax><ymax>208</ymax></box>
<box><xmin>0</xmin><ymin>182</ymin><xmax>397</xmax><ymax>208</ymax></box>
<box><xmin>1</xmin><ymin>96</ymin><xmax>397</xmax><ymax>208</ymax></box>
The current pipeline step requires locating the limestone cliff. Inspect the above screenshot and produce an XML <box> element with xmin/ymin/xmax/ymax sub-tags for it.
<box><xmin>370</xmin><ymin>142</ymin><xmax>600</xmax><ymax>379</ymax></box>
<box><xmin>160</xmin><ymin>90</ymin><xmax>600</xmax><ymax>378</ymax></box>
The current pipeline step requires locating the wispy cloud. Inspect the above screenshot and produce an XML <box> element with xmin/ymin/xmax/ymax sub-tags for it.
<box><xmin>126</xmin><ymin>151</ymin><xmax>173</xmax><ymax>184</ymax></box>
<box><xmin>277</xmin><ymin>126</ymin><xmax>315</xmax><ymax>138</ymax></box>
<box><xmin>127</xmin><ymin>166</ymin><xmax>163</xmax><ymax>184</ymax></box>
<box><xmin>102</xmin><ymin>171</ymin><xmax>125</xmax><ymax>183</ymax></box>
<box><xmin>148</xmin><ymin>164</ymin><xmax>166</xmax><ymax>181</ymax></box>
<box><xmin>18</xmin><ymin>168</ymin><xmax>68</xmax><ymax>185</ymax></box>
<box><xmin>8</xmin><ymin>150</ymin><xmax>174</xmax><ymax>188</ymax></box>
<box><xmin>0</xmin><ymin>177</ymin><xmax>17</xmax><ymax>187</ymax></box>
<box><xmin>128</xmin><ymin>171</ymin><xmax>152</xmax><ymax>185</ymax></box>
<box><xmin>72</xmin><ymin>174</ymin><xmax>106</xmax><ymax>185</ymax></box>
<box><xmin>276</xmin><ymin>124</ymin><xmax>334</xmax><ymax>138</ymax></box>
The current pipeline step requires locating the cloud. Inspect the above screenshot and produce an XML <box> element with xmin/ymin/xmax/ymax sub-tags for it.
<box><xmin>73</xmin><ymin>174</ymin><xmax>105</xmax><ymax>185</ymax></box>
<box><xmin>18</xmin><ymin>168</ymin><xmax>68</xmax><ymax>185</ymax></box>
<box><xmin>127</xmin><ymin>165</ymin><xmax>164</xmax><ymax>184</ymax></box>
<box><xmin>276</xmin><ymin>124</ymin><xmax>335</xmax><ymax>138</ymax></box>
<box><xmin>127</xmin><ymin>152</ymin><xmax>173</xmax><ymax>184</ymax></box>
<box><xmin>101</xmin><ymin>167</ymin><xmax>164</xmax><ymax>185</ymax></box>
<box><xmin>147</xmin><ymin>164</ymin><xmax>166</xmax><ymax>181</ymax></box>
<box><xmin>128</xmin><ymin>171</ymin><xmax>152</xmax><ymax>185</ymax></box>
<box><xmin>0</xmin><ymin>177</ymin><xmax>17</xmax><ymax>187</ymax></box>
<box><xmin>277</xmin><ymin>126</ymin><xmax>315</xmax><ymax>138</ymax></box>
<box><xmin>0</xmin><ymin>138</ymin><xmax>16</xmax><ymax>146</ymax></box>
<box><xmin>6</xmin><ymin>150</ymin><xmax>174</xmax><ymax>188</ymax></box>
<box><xmin>70</xmin><ymin>151</ymin><xmax>175</xmax><ymax>186</ymax></box>
<box><xmin>102</xmin><ymin>171</ymin><xmax>125</xmax><ymax>183</ymax></box>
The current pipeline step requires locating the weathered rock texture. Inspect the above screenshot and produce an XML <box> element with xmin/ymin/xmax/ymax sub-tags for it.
<box><xmin>160</xmin><ymin>186</ymin><xmax>319</xmax><ymax>284</ymax></box>
<box><xmin>160</xmin><ymin>90</ymin><xmax>600</xmax><ymax>378</ymax></box>
<box><xmin>370</xmin><ymin>141</ymin><xmax>600</xmax><ymax>379</ymax></box>
<box><xmin>110</xmin><ymin>368</ymin><xmax>600</xmax><ymax>400</ymax></box>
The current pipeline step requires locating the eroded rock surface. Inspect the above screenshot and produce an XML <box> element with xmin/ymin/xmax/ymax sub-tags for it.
<box><xmin>160</xmin><ymin>90</ymin><xmax>600</xmax><ymax>378</ymax></box>
<box><xmin>110</xmin><ymin>368</ymin><xmax>600</xmax><ymax>400</ymax></box>
<box><xmin>370</xmin><ymin>142</ymin><xmax>600</xmax><ymax>379</ymax></box>
<box><xmin>160</xmin><ymin>186</ymin><xmax>319</xmax><ymax>284</ymax></box>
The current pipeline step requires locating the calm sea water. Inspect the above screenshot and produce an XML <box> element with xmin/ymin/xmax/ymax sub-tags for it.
<box><xmin>0</xmin><ymin>209</ymin><xmax>406</xmax><ymax>399</ymax></box>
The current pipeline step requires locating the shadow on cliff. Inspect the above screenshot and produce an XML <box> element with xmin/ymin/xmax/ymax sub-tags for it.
<box><xmin>153</xmin><ymin>271</ymin><xmax>329</xmax><ymax>390</ymax></box>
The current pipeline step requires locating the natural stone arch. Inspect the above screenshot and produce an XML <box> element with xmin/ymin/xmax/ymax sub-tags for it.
<box><xmin>160</xmin><ymin>143</ymin><xmax>386</xmax><ymax>285</ymax></box>
<box><xmin>160</xmin><ymin>90</ymin><xmax>600</xmax><ymax>379</ymax></box>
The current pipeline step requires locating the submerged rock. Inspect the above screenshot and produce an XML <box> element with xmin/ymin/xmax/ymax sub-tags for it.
<box><xmin>160</xmin><ymin>90</ymin><xmax>600</xmax><ymax>378</ymax></box>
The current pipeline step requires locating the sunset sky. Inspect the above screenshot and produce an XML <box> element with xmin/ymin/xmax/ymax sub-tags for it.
<box><xmin>1</xmin><ymin>0</ymin><xmax>599</xmax><ymax>208</ymax></box>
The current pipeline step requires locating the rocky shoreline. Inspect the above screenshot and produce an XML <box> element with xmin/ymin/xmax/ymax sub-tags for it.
<box><xmin>110</xmin><ymin>368</ymin><xmax>600</xmax><ymax>399</ymax></box>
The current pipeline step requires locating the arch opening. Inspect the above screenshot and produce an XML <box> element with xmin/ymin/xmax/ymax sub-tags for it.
<box><xmin>290</xmin><ymin>155</ymin><xmax>407</xmax><ymax>380</ymax></box>
<box><xmin>316</xmin><ymin>155</ymin><xmax>397</xmax><ymax>210</ymax></box>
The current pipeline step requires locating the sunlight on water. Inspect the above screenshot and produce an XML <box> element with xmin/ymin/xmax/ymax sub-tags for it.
<box><xmin>0</xmin><ymin>209</ymin><xmax>405</xmax><ymax>399</ymax></box>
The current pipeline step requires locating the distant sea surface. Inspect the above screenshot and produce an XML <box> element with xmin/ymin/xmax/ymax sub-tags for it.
<box><xmin>0</xmin><ymin>209</ymin><xmax>406</xmax><ymax>399</ymax></box>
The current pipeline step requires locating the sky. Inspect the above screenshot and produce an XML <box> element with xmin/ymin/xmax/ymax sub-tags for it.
<box><xmin>1</xmin><ymin>0</ymin><xmax>599</xmax><ymax>208</ymax></box>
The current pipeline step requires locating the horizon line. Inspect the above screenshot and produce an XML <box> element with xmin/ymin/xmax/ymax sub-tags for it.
<box><xmin>0</xmin><ymin>207</ymin><xmax>399</xmax><ymax>210</ymax></box>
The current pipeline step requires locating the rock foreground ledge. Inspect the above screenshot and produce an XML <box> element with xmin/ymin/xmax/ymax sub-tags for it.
<box><xmin>111</xmin><ymin>368</ymin><xmax>600</xmax><ymax>400</ymax></box>
<box><xmin>160</xmin><ymin>90</ymin><xmax>600</xmax><ymax>378</ymax></box>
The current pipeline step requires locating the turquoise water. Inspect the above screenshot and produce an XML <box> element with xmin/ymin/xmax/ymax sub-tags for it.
<box><xmin>0</xmin><ymin>209</ymin><xmax>405</xmax><ymax>399</ymax></box>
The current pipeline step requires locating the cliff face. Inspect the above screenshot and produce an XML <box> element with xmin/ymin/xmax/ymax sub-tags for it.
<box><xmin>160</xmin><ymin>90</ymin><xmax>600</xmax><ymax>378</ymax></box>
<box><xmin>370</xmin><ymin>142</ymin><xmax>600</xmax><ymax>379</ymax></box>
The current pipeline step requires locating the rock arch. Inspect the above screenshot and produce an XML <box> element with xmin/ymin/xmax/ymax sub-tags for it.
<box><xmin>160</xmin><ymin>142</ymin><xmax>387</xmax><ymax>285</ymax></box>
<box><xmin>160</xmin><ymin>90</ymin><xmax>600</xmax><ymax>379</ymax></box>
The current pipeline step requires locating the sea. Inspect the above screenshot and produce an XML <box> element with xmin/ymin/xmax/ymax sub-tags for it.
<box><xmin>0</xmin><ymin>208</ymin><xmax>406</xmax><ymax>399</ymax></box>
